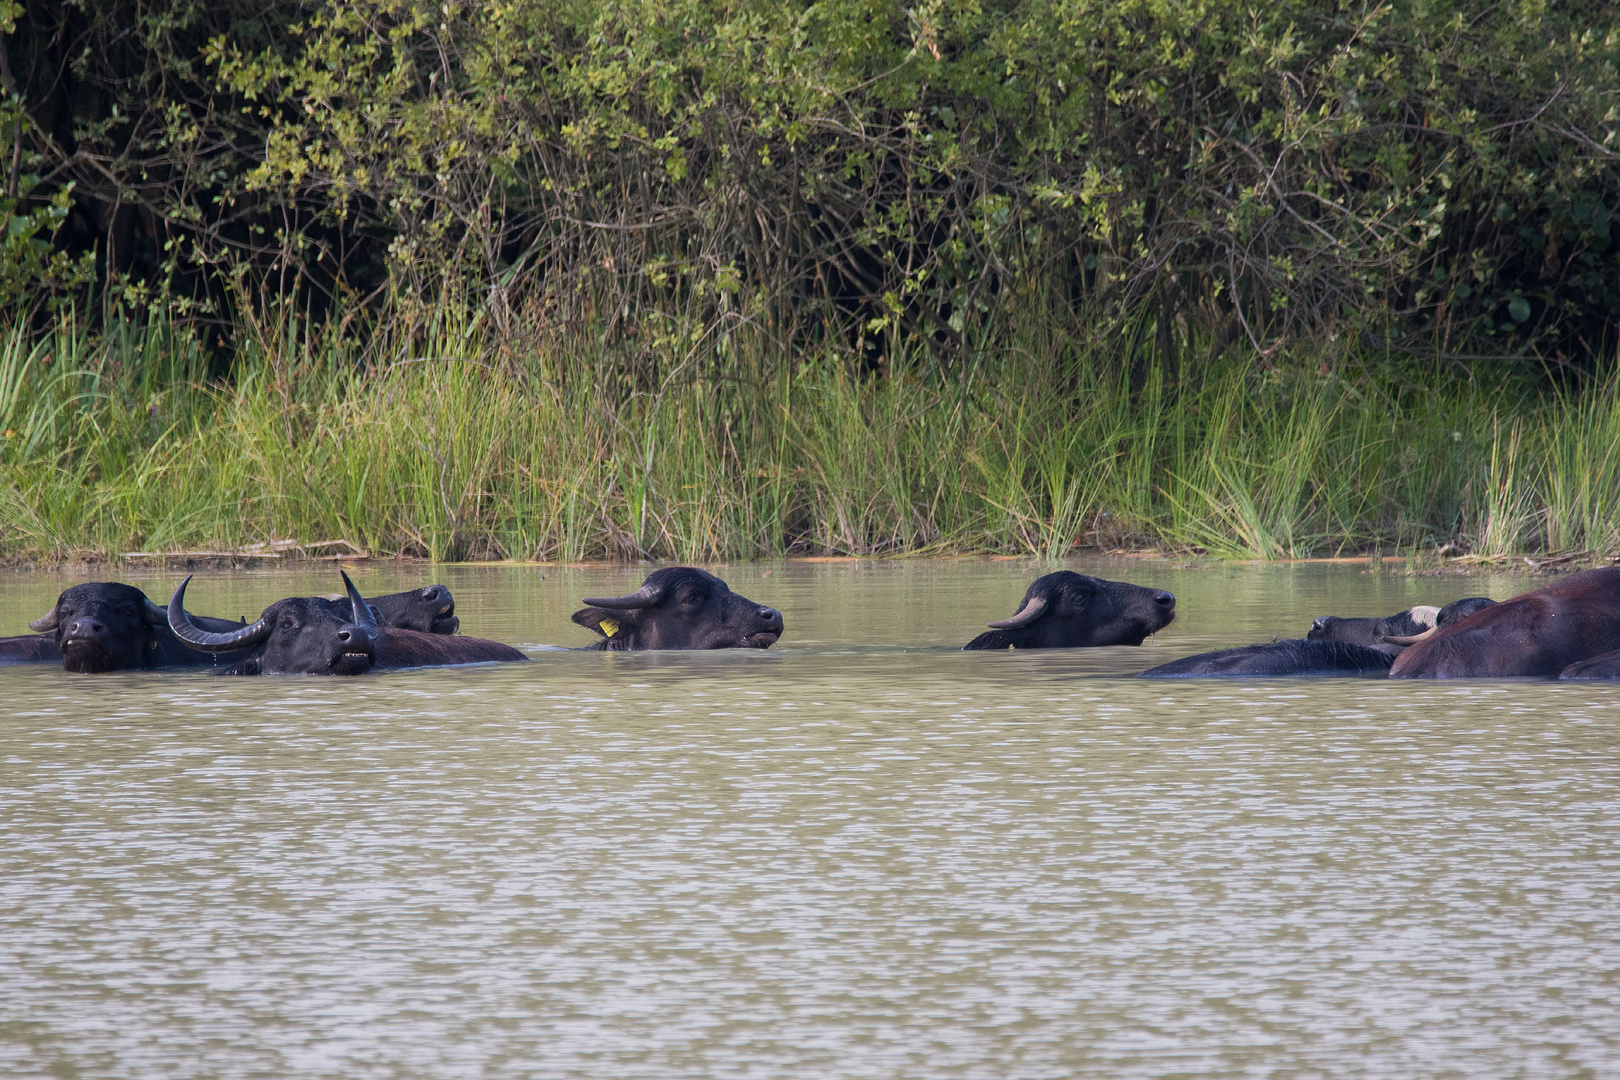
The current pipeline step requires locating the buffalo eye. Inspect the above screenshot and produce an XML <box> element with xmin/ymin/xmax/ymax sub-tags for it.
<box><xmin>280</xmin><ymin>617</ymin><xmax>297</xmax><ymax>630</ymax></box>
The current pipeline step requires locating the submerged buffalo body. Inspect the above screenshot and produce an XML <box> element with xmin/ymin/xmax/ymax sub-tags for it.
<box><xmin>1390</xmin><ymin>567</ymin><xmax>1620</xmax><ymax>678</ymax></box>
<box><xmin>1559</xmin><ymin>649</ymin><xmax>1620</xmax><ymax>679</ymax></box>
<box><xmin>1140</xmin><ymin>639</ymin><xmax>1396</xmax><ymax>678</ymax></box>
<box><xmin>169</xmin><ymin>573</ymin><xmax>524</xmax><ymax>675</ymax></box>
<box><xmin>0</xmin><ymin>632</ymin><xmax>66</xmax><ymax>664</ymax></box>
<box><xmin>963</xmin><ymin>571</ymin><xmax>1175</xmax><ymax>650</ymax></box>
<box><xmin>572</xmin><ymin>567</ymin><xmax>783</xmax><ymax>650</ymax></box>
<box><xmin>9</xmin><ymin>582</ymin><xmax>249</xmax><ymax>673</ymax></box>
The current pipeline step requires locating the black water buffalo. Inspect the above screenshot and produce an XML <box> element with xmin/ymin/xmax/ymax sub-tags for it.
<box><xmin>359</xmin><ymin>584</ymin><xmax>460</xmax><ymax>634</ymax></box>
<box><xmin>6</xmin><ymin>580</ymin><xmax>467</xmax><ymax>673</ymax></box>
<box><xmin>6</xmin><ymin>581</ymin><xmax>251</xmax><ymax>673</ymax></box>
<box><xmin>1390</xmin><ymin>567</ymin><xmax>1620</xmax><ymax>678</ymax></box>
<box><xmin>1377</xmin><ymin>596</ymin><xmax>1497</xmax><ymax>645</ymax></box>
<box><xmin>168</xmin><ymin>572</ymin><xmax>525</xmax><ymax>674</ymax></box>
<box><xmin>571</xmin><ymin>567</ymin><xmax>783</xmax><ymax>650</ymax></box>
<box><xmin>1306</xmin><ymin>604</ymin><xmax>1440</xmax><ymax>654</ymax></box>
<box><xmin>1139</xmin><ymin>639</ymin><xmax>1396</xmax><ymax>678</ymax></box>
<box><xmin>1559</xmin><ymin>649</ymin><xmax>1620</xmax><ymax>679</ymax></box>
<box><xmin>963</xmin><ymin>571</ymin><xmax>1175</xmax><ymax>650</ymax></box>
<box><xmin>1306</xmin><ymin>596</ymin><xmax>1497</xmax><ymax>652</ymax></box>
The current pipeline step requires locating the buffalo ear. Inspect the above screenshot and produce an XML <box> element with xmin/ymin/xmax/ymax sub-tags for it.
<box><xmin>572</xmin><ymin>607</ymin><xmax>632</xmax><ymax>639</ymax></box>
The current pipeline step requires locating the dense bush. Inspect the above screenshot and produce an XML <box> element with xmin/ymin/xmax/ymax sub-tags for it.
<box><xmin>3</xmin><ymin>0</ymin><xmax>1619</xmax><ymax>369</ymax></box>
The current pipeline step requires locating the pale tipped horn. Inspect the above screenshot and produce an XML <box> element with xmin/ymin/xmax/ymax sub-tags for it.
<box><xmin>581</xmin><ymin>582</ymin><xmax>664</xmax><ymax>610</ymax></box>
<box><xmin>987</xmin><ymin>594</ymin><xmax>1048</xmax><ymax>630</ymax></box>
<box><xmin>1382</xmin><ymin>626</ymin><xmax>1439</xmax><ymax>647</ymax></box>
<box><xmin>28</xmin><ymin>603</ymin><xmax>61</xmax><ymax>633</ymax></box>
<box><xmin>168</xmin><ymin>575</ymin><xmax>272</xmax><ymax>652</ymax></box>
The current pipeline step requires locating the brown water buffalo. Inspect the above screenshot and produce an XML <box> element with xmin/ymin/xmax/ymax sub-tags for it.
<box><xmin>1389</xmin><ymin>567</ymin><xmax>1620</xmax><ymax>678</ymax></box>
<box><xmin>169</xmin><ymin>572</ymin><xmax>525</xmax><ymax>675</ymax></box>
<box><xmin>963</xmin><ymin>570</ymin><xmax>1175</xmax><ymax>650</ymax></box>
<box><xmin>572</xmin><ymin>567</ymin><xmax>783</xmax><ymax>650</ymax></box>
<box><xmin>1139</xmin><ymin>639</ymin><xmax>1396</xmax><ymax>678</ymax></box>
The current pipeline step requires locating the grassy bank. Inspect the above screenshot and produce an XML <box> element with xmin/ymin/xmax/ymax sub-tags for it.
<box><xmin>1</xmin><ymin>313</ymin><xmax>1618</xmax><ymax>565</ymax></box>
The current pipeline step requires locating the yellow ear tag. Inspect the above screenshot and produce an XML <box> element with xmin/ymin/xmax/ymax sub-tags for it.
<box><xmin>599</xmin><ymin>617</ymin><xmax>620</xmax><ymax>638</ymax></box>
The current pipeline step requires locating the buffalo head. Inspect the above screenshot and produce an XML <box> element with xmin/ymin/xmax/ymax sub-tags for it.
<box><xmin>365</xmin><ymin>584</ymin><xmax>459</xmax><ymax>634</ymax></box>
<box><xmin>28</xmin><ymin>582</ymin><xmax>172</xmax><ymax>673</ymax></box>
<box><xmin>169</xmin><ymin>571</ymin><xmax>379</xmax><ymax>675</ymax></box>
<box><xmin>571</xmin><ymin>567</ymin><xmax>784</xmax><ymax>650</ymax></box>
<box><xmin>963</xmin><ymin>570</ymin><xmax>1175</xmax><ymax>650</ymax></box>
<box><xmin>1307</xmin><ymin>604</ymin><xmax>1440</xmax><ymax>654</ymax></box>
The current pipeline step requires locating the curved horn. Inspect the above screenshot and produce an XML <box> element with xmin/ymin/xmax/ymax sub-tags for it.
<box><xmin>581</xmin><ymin>583</ymin><xmax>663</xmax><ymax>610</ymax></box>
<box><xmin>1382</xmin><ymin>626</ymin><xmax>1439</xmax><ymax>647</ymax></box>
<box><xmin>28</xmin><ymin>603</ymin><xmax>61</xmax><ymax>633</ymax></box>
<box><xmin>987</xmin><ymin>595</ymin><xmax>1048</xmax><ymax>630</ymax></box>
<box><xmin>1407</xmin><ymin>605</ymin><xmax>1440</xmax><ymax>629</ymax></box>
<box><xmin>168</xmin><ymin>575</ymin><xmax>271</xmax><ymax>651</ymax></box>
<box><xmin>342</xmin><ymin>570</ymin><xmax>378</xmax><ymax>633</ymax></box>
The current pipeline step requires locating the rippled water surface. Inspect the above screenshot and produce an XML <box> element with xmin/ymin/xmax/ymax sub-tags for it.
<box><xmin>3</xmin><ymin>559</ymin><xmax>1618</xmax><ymax>1078</ymax></box>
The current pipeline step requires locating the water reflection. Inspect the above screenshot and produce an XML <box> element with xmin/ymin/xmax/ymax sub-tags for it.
<box><xmin>2</xmin><ymin>560</ymin><xmax>1617</xmax><ymax>1077</ymax></box>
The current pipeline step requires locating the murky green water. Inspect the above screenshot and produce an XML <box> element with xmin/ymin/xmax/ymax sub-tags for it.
<box><xmin>3</xmin><ymin>559</ymin><xmax>1618</xmax><ymax>1078</ymax></box>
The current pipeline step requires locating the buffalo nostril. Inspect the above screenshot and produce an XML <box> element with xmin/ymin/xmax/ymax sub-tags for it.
<box><xmin>337</xmin><ymin>630</ymin><xmax>352</xmax><ymax>643</ymax></box>
<box><xmin>1154</xmin><ymin>591</ymin><xmax>1175</xmax><ymax>606</ymax></box>
<box><xmin>1313</xmin><ymin>617</ymin><xmax>1329</xmax><ymax>630</ymax></box>
<box><xmin>760</xmin><ymin>607</ymin><xmax>783</xmax><ymax>627</ymax></box>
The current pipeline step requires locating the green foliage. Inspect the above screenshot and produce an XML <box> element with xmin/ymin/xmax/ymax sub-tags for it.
<box><xmin>7</xmin><ymin>0</ymin><xmax>1619</xmax><ymax>363</ymax></box>
<box><xmin>2</xmin><ymin>307</ymin><xmax>1618</xmax><ymax>564</ymax></box>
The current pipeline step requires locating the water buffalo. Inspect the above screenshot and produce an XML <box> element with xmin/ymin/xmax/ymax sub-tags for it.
<box><xmin>1306</xmin><ymin>605</ymin><xmax>1440</xmax><ymax>654</ymax></box>
<box><xmin>1559</xmin><ymin>649</ymin><xmax>1620</xmax><ymax>679</ymax></box>
<box><xmin>571</xmin><ymin>567</ymin><xmax>783</xmax><ymax>650</ymax></box>
<box><xmin>354</xmin><ymin>584</ymin><xmax>460</xmax><ymax>634</ymax></box>
<box><xmin>1389</xmin><ymin>567</ymin><xmax>1620</xmax><ymax>678</ymax></box>
<box><xmin>1377</xmin><ymin>596</ymin><xmax>1497</xmax><ymax>646</ymax></box>
<box><xmin>963</xmin><ymin>570</ymin><xmax>1175</xmax><ymax>650</ymax></box>
<box><xmin>1139</xmin><ymin>639</ymin><xmax>1396</xmax><ymax>678</ymax></box>
<box><xmin>7</xmin><ymin>580</ymin><xmax>468</xmax><ymax>672</ymax></box>
<box><xmin>168</xmin><ymin>572</ymin><xmax>524</xmax><ymax>674</ymax></box>
<box><xmin>10</xmin><ymin>581</ymin><xmax>251</xmax><ymax>673</ymax></box>
<box><xmin>1306</xmin><ymin>596</ymin><xmax>1497</xmax><ymax>653</ymax></box>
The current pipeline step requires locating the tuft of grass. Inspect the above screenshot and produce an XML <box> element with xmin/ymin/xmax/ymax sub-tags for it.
<box><xmin>0</xmin><ymin>309</ymin><xmax>1617</xmax><ymax>564</ymax></box>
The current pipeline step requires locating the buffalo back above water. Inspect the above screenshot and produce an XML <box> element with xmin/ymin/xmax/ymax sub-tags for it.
<box><xmin>1139</xmin><ymin>639</ymin><xmax>1396</xmax><ymax>678</ymax></box>
<box><xmin>963</xmin><ymin>570</ymin><xmax>1175</xmax><ymax>650</ymax></box>
<box><xmin>374</xmin><ymin>628</ymin><xmax>526</xmax><ymax>668</ymax></box>
<box><xmin>1389</xmin><ymin>567</ymin><xmax>1620</xmax><ymax>678</ymax></box>
<box><xmin>571</xmin><ymin>567</ymin><xmax>784</xmax><ymax>650</ymax></box>
<box><xmin>24</xmin><ymin>581</ymin><xmax>247</xmax><ymax>673</ymax></box>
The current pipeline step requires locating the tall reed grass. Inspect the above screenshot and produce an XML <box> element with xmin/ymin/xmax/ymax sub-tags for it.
<box><xmin>1</xmin><ymin>311</ymin><xmax>1617</xmax><ymax>563</ymax></box>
